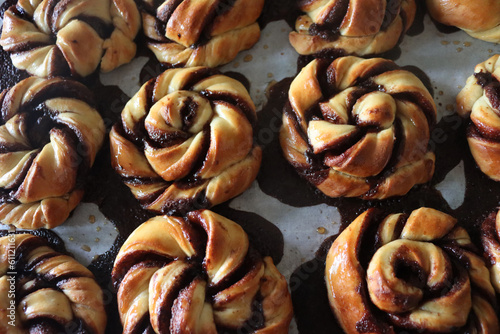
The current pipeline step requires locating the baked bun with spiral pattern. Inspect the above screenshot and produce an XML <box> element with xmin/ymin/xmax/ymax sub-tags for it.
<box><xmin>280</xmin><ymin>56</ymin><xmax>436</xmax><ymax>199</ymax></box>
<box><xmin>138</xmin><ymin>0</ymin><xmax>265</xmax><ymax>68</ymax></box>
<box><xmin>426</xmin><ymin>0</ymin><xmax>500</xmax><ymax>43</ymax></box>
<box><xmin>0</xmin><ymin>77</ymin><xmax>105</xmax><ymax>229</ymax></box>
<box><xmin>326</xmin><ymin>207</ymin><xmax>499</xmax><ymax>334</ymax></box>
<box><xmin>481</xmin><ymin>209</ymin><xmax>500</xmax><ymax>294</ymax></box>
<box><xmin>0</xmin><ymin>0</ymin><xmax>141</xmax><ymax>78</ymax></box>
<box><xmin>0</xmin><ymin>233</ymin><xmax>106</xmax><ymax>333</ymax></box>
<box><xmin>289</xmin><ymin>0</ymin><xmax>417</xmax><ymax>57</ymax></box>
<box><xmin>457</xmin><ymin>55</ymin><xmax>500</xmax><ymax>181</ymax></box>
<box><xmin>109</xmin><ymin>67</ymin><xmax>261</xmax><ymax>215</ymax></box>
<box><xmin>112</xmin><ymin>210</ymin><xmax>293</xmax><ymax>334</ymax></box>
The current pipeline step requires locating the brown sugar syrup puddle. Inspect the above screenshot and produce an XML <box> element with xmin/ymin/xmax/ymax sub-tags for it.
<box><xmin>1</xmin><ymin>0</ymin><xmax>498</xmax><ymax>333</ymax></box>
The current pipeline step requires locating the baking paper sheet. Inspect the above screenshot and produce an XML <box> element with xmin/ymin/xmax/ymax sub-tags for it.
<box><xmin>2</xmin><ymin>6</ymin><xmax>500</xmax><ymax>333</ymax></box>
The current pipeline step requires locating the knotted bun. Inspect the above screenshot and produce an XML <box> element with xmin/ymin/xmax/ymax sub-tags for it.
<box><xmin>110</xmin><ymin>67</ymin><xmax>261</xmax><ymax>214</ymax></box>
<box><xmin>326</xmin><ymin>207</ymin><xmax>499</xmax><ymax>334</ymax></box>
<box><xmin>457</xmin><ymin>55</ymin><xmax>500</xmax><ymax>181</ymax></box>
<box><xmin>0</xmin><ymin>234</ymin><xmax>106</xmax><ymax>333</ymax></box>
<box><xmin>481</xmin><ymin>209</ymin><xmax>500</xmax><ymax>294</ymax></box>
<box><xmin>280</xmin><ymin>57</ymin><xmax>436</xmax><ymax>199</ymax></box>
<box><xmin>139</xmin><ymin>0</ymin><xmax>264</xmax><ymax>67</ymax></box>
<box><xmin>0</xmin><ymin>77</ymin><xmax>105</xmax><ymax>229</ymax></box>
<box><xmin>426</xmin><ymin>0</ymin><xmax>500</xmax><ymax>43</ymax></box>
<box><xmin>0</xmin><ymin>0</ymin><xmax>141</xmax><ymax>78</ymax></box>
<box><xmin>289</xmin><ymin>0</ymin><xmax>416</xmax><ymax>56</ymax></box>
<box><xmin>112</xmin><ymin>210</ymin><xmax>293</xmax><ymax>334</ymax></box>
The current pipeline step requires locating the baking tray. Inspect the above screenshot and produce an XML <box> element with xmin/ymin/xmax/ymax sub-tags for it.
<box><xmin>1</xmin><ymin>1</ymin><xmax>500</xmax><ymax>333</ymax></box>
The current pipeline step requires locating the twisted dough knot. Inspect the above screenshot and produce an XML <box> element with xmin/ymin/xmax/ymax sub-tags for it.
<box><xmin>0</xmin><ymin>0</ymin><xmax>141</xmax><ymax>78</ymax></box>
<box><xmin>110</xmin><ymin>67</ymin><xmax>262</xmax><ymax>214</ymax></box>
<box><xmin>139</xmin><ymin>0</ymin><xmax>264</xmax><ymax>67</ymax></box>
<box><xmin>457</xmin><ymin>55</ymin><xmax>500</xmax><ymax>181</ymax></box>
<box><xmin>326</xmin><ymin>207</ymin><xmax>499</xmax><ymax>334</ymax></box>
<box><xmin>112</xmin><ymin>210</ymin><xmax>293</xmax><ymax>334</ymax></box>
<box><xmin>280</xmin><ymin>57</ymin><xmax>436</xmax><ymax>199</ymax></box>
<box><xmin>0</xmin><ymin>234</ymin><xmax>106</xmax><ymax>334</ymax></box>
<box><xmin>289</xmin><ymin>0</ymin><xmax>416</xmax><ymax>56</ymax></box>
<box><xmin>426</xmin><ymin>0</ymin><xmax>500</xmax><ymax>43</ymax></box>
<box><xmin>0</xmin><ymin>77</ymin><xmax>105</xmax><ymax>229</ymax></box>
<box><xmin>481</xmin><ymin>209</ymin><xmax>500</xmax><ymax>295</ymax></box>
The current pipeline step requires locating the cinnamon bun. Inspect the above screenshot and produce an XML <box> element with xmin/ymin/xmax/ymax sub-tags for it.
<box><xmin>481</xmin><ymin>209</ymin><xmax>500</xmax><ymax>294</ymax></box>
<box><xmin>0</xmin><ymin>0</ymin><xmax>141</xmax><ymax>78</ymax></box>
<box><xmin>326</xmin><ymin>207</ymin><xmax>499</xmax><ymax>333</ymax></box>
<box><xmin>110</xmin><ymin>67</ymin><xmax>262</xmax><ymax>214</ymax></box>
<box><xmin>426</xmin><ymin>0</ymin><xmax>500</xmax><ymax>43</ymax></box>
<box><xmin>112</xmin><ymin>210</ymin><xmax>293</xmax><ymax>333</ymax></box>
<box><xmin>0</xmin><ymin>233</ymin><xmax>106</xmax><ymax>333</ymax></box>
<box><xmin>457</xmin><ymin>55</ymin><xmax>500</xmax><ymax>181</ymax></box>
<box><xmin>280</xmin><ymin>56</ymin><xmax>436</xmax><ymax>199</ymax></box>
<box><xmin>0</xmin><ymin>77</ymin><xmax>105</xmax><ymax>229</ymax></box>
<box><xmin>138</xmin><ymin>0</ymin><xmax>264</xmax><ymax>68</ymax></box>
<box><xmin>289</xmin><ymin>0</ymin><xmax>417</xmax><ymax>57</ymax></box>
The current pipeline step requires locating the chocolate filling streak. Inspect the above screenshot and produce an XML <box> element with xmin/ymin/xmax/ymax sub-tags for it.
<box><xmin>307</xmin><ymin>0</ymin><xmax>350</xmax><ymax>41</ymax></box>
<box><xmin>481</xmin><ymin>212</ymin><xmax>499</xmax><ymax>266</ymax></box>
<box><xmin>475</xmin><ymin>71</ymin><xmax>499</xmax><ymax>89</ymax></box>
<box><xmin>305</xmin><ymin>0</ymin><xmax>404</xmax><ymax>41</ymax></box>
<box><xmin>381</xmin><ymin>0</ymin><xmax>403</xmax><ymax>31</ymax></box>
<box><xmin>465</xmin><ymin>72</ymin><xmax>500</xmax><ymax>141</ymax></box>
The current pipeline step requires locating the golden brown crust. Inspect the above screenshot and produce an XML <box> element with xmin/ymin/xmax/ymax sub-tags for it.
<box><xmin>0</xmin><ymin>77</ymin><xmax>105</xmax><ymax>229</ymax></box>
<box><xmin>481</xmin><ymin>209</ymin><xmax>500</xmax><ymax>294</ymax></box>
<box><xmin>0</xmin><ymin>234</ymin><xmax>106</xmax><ymax>333</ymax></box>
<box><xmin>112</xmin><ymin>210</ymin><xmax>293</xmax><ymax>333</ymax></box>
<box><xmin>0</xmin><ymin>0</ymin><xmax>141</xmax><ymax>78</ymax></box>
<box><xmin>457</xmin><ymin>55</ymin><xmax>500</xmax><ymax>181</ymax></box>
<box><xmin>289</xmin><ymin>0</ymin><xmax>416</xmax><ymax>56</ymax></box>
<box><xmin>109</xmin><ymin>67</ymin><xmax>261</xmax><ymax>214</ymax></box>
<box><xmin>140</xmin><ymin>0</ymin><xmax>264</xmax><ymax>67</ymax></box>
<box><xmin>426</xmin><ymin>0</ymin><xmax>500</xmax><ymax>43</ymax></box>
<box><xmin>280</xmin><ymin>57</ymin><xmax>436</xmax><ymax>199</ymax></box>
<box><xmin>326</xmin><ymin>208</ymin><xmax>499</xmax><ymax>334</ymax></box>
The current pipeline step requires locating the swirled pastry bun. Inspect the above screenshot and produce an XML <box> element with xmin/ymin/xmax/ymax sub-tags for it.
<box><xmin>289</xmin><ymin>0</ymin><xmax>416</xmax><ymax>56</ymax></box>
<box><xmin>0</xmin><ymin>234</ymin><xmax>106</xmax><ymax>333</ymax></box>
<box><xmin>457</xmin><ymin>55</ymin><xmax>500</xmax><ymax>181</ymax></box>
<box><xmin>110</xmin><ymin>67</ymin><xmax>262</xmax><ymax>214</ymax></box>
<box><xmin>0</xmin><ymin>0</ymin><xmax>141</xmax><ymax>78</ymax></box>
<box><xmin>0</xmin><ymin>77</ymin><xmax>105</xmax><ymax>229</ymax></box>
<box><xmin>482</xmin><ymin>209</ymin><xmax>500</xmax><ymax>293</ymax></box>
<box><xmin>326</xmin><ymin>207</ymin><xmax>499</xmax><ymax>334</ymax></box>
<box><xmin>426</xmin><ymin>0</ymin><xmax>500</xmax><ymax>43</ymax></box>
<box><xmin>139</xmin><ymin>0</ymin><xmax>264</xmax><ymax>67</ymax></box>
<box><xmin>112</xmin><ymin>210</ymin><xmax>293</xmax><ymax>334</ymax></box>
<box><xmin>280</xmin><ymin>56</ymin><xmax>436</xmax><ymax>199</ymax></box>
